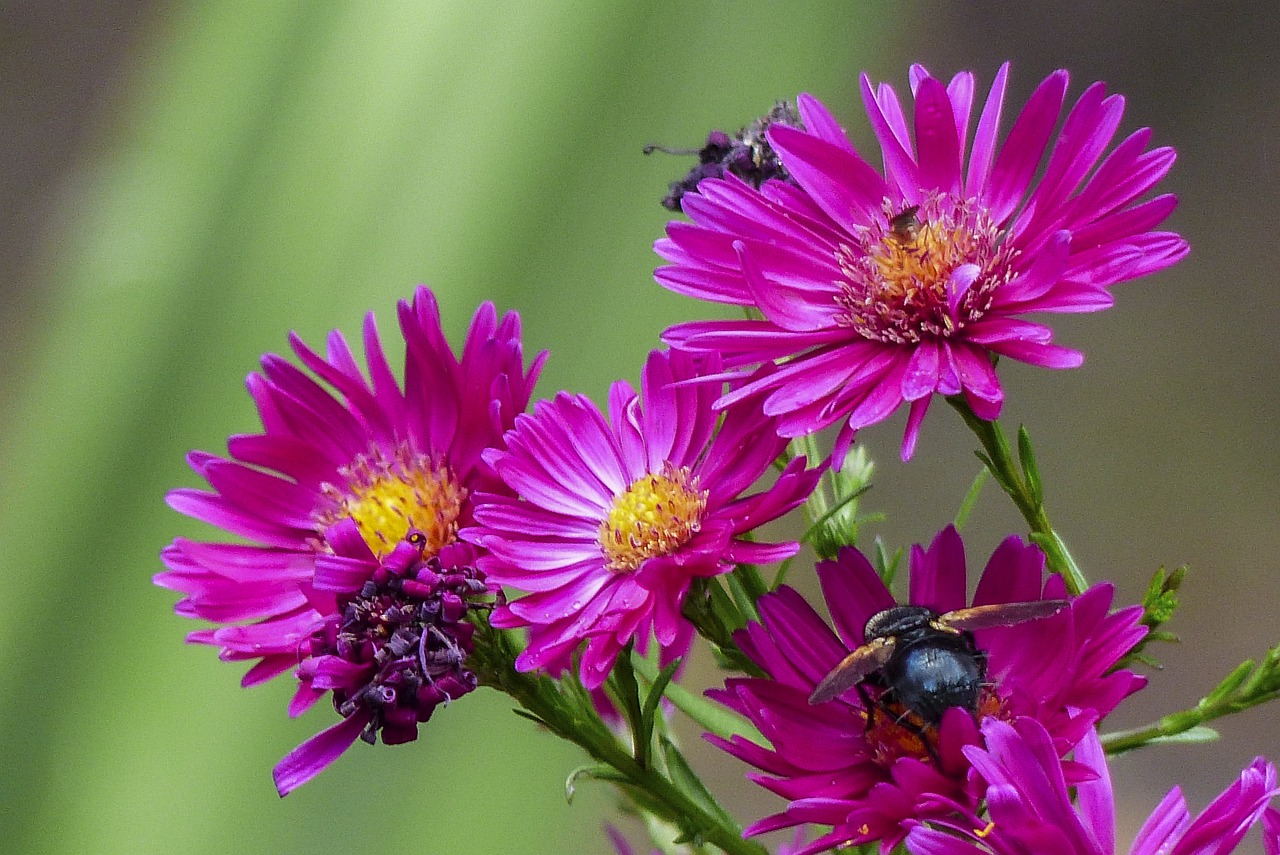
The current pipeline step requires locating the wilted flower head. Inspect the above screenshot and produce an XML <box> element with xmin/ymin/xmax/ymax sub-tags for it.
<box><xmin>465</xmin><ymin>348</ymin><xmax>821</xmax><ymax>689</ymax></box>
<box><xmin>649</xmin><ymin>101</ymin><xmax>802</xmax><ymax>212</ymax></box>
<box><xmin>155</xmin><ymin>287</ymin><xmax>543</xmax><ymax>788</ymax></box>
<box><xmin>708</xmin><ymin>526</ymin><xmax>1146</xmax><ymax>853</ymax></box>
<box><xmin>656</xmin><ymin>63</ymin><xmax>1187</xmax><ymax>460</ymax></box>
<box><xmin>273</xmin><ymin>520</ymin><xmax>493</xmax><ymax>795</ymax></box>
<box><xmin>906</xmin><ymin>718</ymin><xmax>1280</xmax><ymax>855</ymax></box>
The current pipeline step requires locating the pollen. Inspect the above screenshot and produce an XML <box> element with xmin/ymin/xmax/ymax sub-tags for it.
<box><xmin>316</xmin><ymin>443</ymin><xmax>466</xmax><ymax>558</ymax></box>
<box><xmin>599</xmin><ymin>464</ymin><xmax>708</xmax><ymax>572</ymax></box>
<box><xmin>833</xmin><ymin>195</ymin><xmax>1014</xmax><ymax>344</ymax></box>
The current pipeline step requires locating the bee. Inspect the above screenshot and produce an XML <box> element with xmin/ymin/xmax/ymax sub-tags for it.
<box><xmin>808</xmin><ymin>600</ymin><xmax>1068</xmax><ymax>728</ymax></box>
<box><xmin>887</xmin><ymin>204</ymin><xmax>922</xmax><ymax>244</ymax></box>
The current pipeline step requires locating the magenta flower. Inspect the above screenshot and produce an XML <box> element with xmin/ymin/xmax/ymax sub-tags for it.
<box><xmin>155</xmin><ymin>287</ymin><xmax>543</xmax><ymax>784</ymax></box>
<box><xmin>464</xmin><ymin>348</ymin><xmax>821</xmax><ymax>690</ymax></box>
<box><xmin>905</xmin><ymin>717</ymin><xmax>1280</xmax><ymax>855</ymax></box>
<box><xmin>656</xmin><ymin>64</ymin><xmax>1187</xmax><ymax>459</ymax></box>
<box><xmin>708</xmin><ymin>526</ymin><xmax>1146</xmax><ymax>853</ymax></box>
<box><xmin>273</xmin><ymin>520</ymin><xmax>492</xmax><ymax>795</ymax></box>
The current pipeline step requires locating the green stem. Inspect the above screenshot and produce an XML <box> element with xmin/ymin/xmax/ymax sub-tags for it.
<box><xmin>947</xmin><ymin>397</ymin><xmax>1087</xmax><ymax>595</ymax></box>
<box><xmin>680</xmin><ymin>578</ymin><xmax>767</xmax><ymax>677</ymax></box>
<box><xmin>1102</xmin><ymin>647</ymin><xmax>1280</xmax><ymax>754</ymax></box>
<box><xmin>1100</xmin><ymin>717</ymin><xmax>1211</xmax><ymax>755</ymax></box>
<box><xmin>470</xmin><ymin>624</ymin><xmax>767</xmax><ymax>855</ymax></box>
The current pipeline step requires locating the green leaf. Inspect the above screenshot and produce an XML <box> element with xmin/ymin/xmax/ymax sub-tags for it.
<box><xmin>632</xmin><ymin>653</ymin><xmax>766</xmax><ymax>745</ymax></box>
<box><xmin>659</xmin><ymin>736</ymin><xmax>738</xmax><ymax>833</ymax></box>
<box><xmin>1242</xmin><ymin>644</ymin><xmax>1280</xmax><ymax>697</ymax></box>
<box><xmin>708</xmin><ymin>579</ymin><xmax>744</xmax><ymax>632</ymax></box>
<box><xmin>726</xmin><ymin>570</ymin><xmax>761</xmax><ymax>624</ymax></box>
<box><xmin>1113</xmin><ymin>566</ymin><xmax>1189</xmax><ymax>671</ymax></box>
<box><xmin>565</xmin><ymin>764</ymin><xmax>622</xmax><ymax>803</ymax></box>
<box><xmin>607</xmin><ymin>644</ymin><xmax>647</xmax><ymax>764</ymax></box>
<box><xmin>511</xmin><ymin>709</ymin><xmax>551</xmax><ymax>728</ymax></box>
<box><xmin>1203</xmin><ymin>660</ymin><xmax>1254</xmax><ymax>706</ymax></box>
<box><xmin>1140</xmin><ymin>725</ymin><xmax>1220</xmax><ymax>746</ymax></box>
<box><xmin>953</xmin><ymin>467</ymin><xmax>989</xmax><ymax>530</ymax></box>
<box><xmin>640</xmin><ymin>659</ymin><xmax>682</xmax><ymax>749</ymax></box>
<box><xmin>991</xmin><ymin>421</ymin><xmax>1016</xmax><ymax>481</ymax></box>
<box><xmin>873</xmin><ymin>537</ymin><xmax>903</xmax><ymax>588</ymax></box>
<box><xmin>1142</xmin><ymin>564</ymin><xmax>1187</xmax><ymax>624</ymax></box>
<box><xmin>1016</xmin><ymin>425</ymin><xmax>1043</xmax><ymax>506</ymax></box>
<box><xmin>974</xmin><ymin>450</ymin><xmax>1014</xmax><ymax>493</ymax></box>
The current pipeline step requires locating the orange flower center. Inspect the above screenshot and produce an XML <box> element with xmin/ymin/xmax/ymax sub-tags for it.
<box><xmin>860</xmin><ymin>688</ymin><xmax>1007</xmax><ymax>768</ymax></box>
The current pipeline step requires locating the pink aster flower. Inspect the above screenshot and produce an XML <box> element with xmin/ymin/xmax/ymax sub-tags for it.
<box><xmin>273</xmin><ymin>520</ymin><xmax>492</xmax><ymax>795</ymax></box>
<box><xmin>464</xmin><ymin>348</ymin><xmax>822</xmax><ymax>690</ymax></box>
<box><xmin>708</xmin><ymin>526</ymin><xmax>1146</xmax><ymax>854</ymax></box>
<box><xmin>155</xmin><ymin>287</ymin><xmax>543</xmax><ymax>771</ymax></box>
<box><xmin>656</xmin><ymin>63</ymin><xmax>1187</xmax><ymax>459</ymax></box>
<box><xmin>905</xmin><ymin>717</ymin><xmax>1280</xmax><ymax>855</ymax></box>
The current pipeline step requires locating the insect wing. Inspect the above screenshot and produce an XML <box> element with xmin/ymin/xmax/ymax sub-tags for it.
<box><xmin>809</xmin><ymin>637</ymin><xmax>895</xmax><ymax>705</ymax></box>
<box><xmin>940</xmin><ymin>599</ymin><xmax>1069</xmax><ymax>632</ymax></box>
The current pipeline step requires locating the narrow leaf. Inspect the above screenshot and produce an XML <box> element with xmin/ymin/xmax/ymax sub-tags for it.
<box><xmin>511</xmin><ymin>709</ymin><xmax>550</xmax><ymax>728</ymax></box>
<box><xmin>641</xmin><ymin>658</ymin><xmax>682</xmax><ymax>745</ymax></box>
<box><xmin>953</xmin><ymin>466</ymin><xmax>989</xmax><ymax>530</ymax></box>
<box><xmin>1143</xmin><ymin>725</ymin><xmax>1220</xmax><ymax>745</ymax></box>
<box><xmin>632</xmin><ymin>653</ymin><xmax>766</xmax><ymax>744</ymax></box>
<box><xmin>565</xmin><ymin>764</ymin><xmax>621</xmax><ymax>803</ymax></box>
<box><xmin>1016</xmin><ymin>425</ymin><xmax>1043</xmax><ymax>505</ymax></box>
<box><xmin>1203</xmin><ymin>660</ymin><xmax>1254</xmax><ymax>706</ymax></box>
<box><xmin>726</xmin><ymin>571</ymin><xmax>761</xmax><ymax>624</ymax></box>
<box><xmin>660</xmin><ymin>736</ymin><xmax>738</xmax><ymax>830</ymax></box>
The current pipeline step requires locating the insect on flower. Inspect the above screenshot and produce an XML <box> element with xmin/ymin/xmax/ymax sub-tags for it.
<box><xmin>887</xmin><ymin>204</ymin><xmax>922</xmax><ymax>244</ymax></box>
<box><xmin>809</xmin><ymin>600</ymin><xmax>1068</xmax><ymax>727</ymax></box>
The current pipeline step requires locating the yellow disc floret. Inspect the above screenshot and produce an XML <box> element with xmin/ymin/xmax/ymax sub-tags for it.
<box><xmin>833</xmin><ymin>195</ymin><xmax>1012</xmax><ymax>344</ymax></box>
<box><xmin>316</xmin><ymin>443</ymin><xmax>466</xmax><ymax>558</ymax></box>
<box><xmin>599</xmin><ymin>464</ymin><xmax>708</xmax><ymax>573</ymax></box>
<box><xmin>870</xmin><ymin>216</ymin><xmax>976</xmax><ymax>309</ymax></box>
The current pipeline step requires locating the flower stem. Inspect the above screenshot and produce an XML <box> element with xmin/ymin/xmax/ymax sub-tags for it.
<box><xmin>947</xmin><ymin>397</ymin><xmax>1087</xmax><ymax>595</ymax></box>
<box><xmin>1099</xmin><ymin>717</ymin><xmax>1217</xmax><ymax>755</ymax></box>
<box><xmin>470</xmin><ymin>622</ymin><xmax>768</xmax><ymax>855</ymax></box>
<box><xmin>1102</xmin><ymin>643</ymin><xmax>1280</xmax><ymax>754</ymax></box>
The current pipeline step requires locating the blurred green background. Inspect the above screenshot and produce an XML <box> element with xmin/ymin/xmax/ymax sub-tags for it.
<box><xmin>3</xmin><ymin>2</ymin><xmax>1278</xmax><ymax>853</ymax></box>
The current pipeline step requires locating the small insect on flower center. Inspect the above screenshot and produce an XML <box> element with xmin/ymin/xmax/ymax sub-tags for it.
<box><xmin>599</xmin><ymin>464</ymin><xmax>708</xmax><ymax>572</ymax></box>
<box><xmin>833</xmin><ymin>195</ymin><xmax>1015</xmax><ymax>344</ymax></box>
<box><xmin>316</xmin><ymin>443</ymin><xmax>466</xmax><ymax>558</ymax></box>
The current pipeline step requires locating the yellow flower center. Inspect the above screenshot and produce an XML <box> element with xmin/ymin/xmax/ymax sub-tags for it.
<box><xmin>833</xmin><ymin>196</ymin><xmax>1013</xmax><ymax>344</ymax></box>
<box><xmin>868</xmin><ymin>216</ymin><xmax>979</xmax><ymax>310</ymax></box>
<box><xmin>316</xmin><ymin>443</ymin><xmax>465</xmax><ymax>558</ymax></box>
<box><xmin>598</xmin><ymin>465</ymin><xmax>708</xmax><ymax>573</ymax></box>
